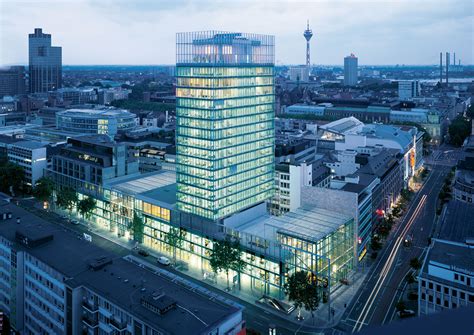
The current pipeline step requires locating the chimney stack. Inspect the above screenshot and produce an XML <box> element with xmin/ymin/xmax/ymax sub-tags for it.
<box><xmin>446</xmin><ymin>52</ymin><xmax>449</xmax><ymax>86</ymax></box>
<box><xmin>454</xmin><ymin>52</ymin><xmax>456</xmax><ymax>68</ymax></box>
<box><xmin>439</xmin><ymin>52</ymin><xmax>443</xmax><ymax>85</ymax></box>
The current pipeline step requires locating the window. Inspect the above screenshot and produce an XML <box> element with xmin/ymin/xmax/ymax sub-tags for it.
<box><xmin>436</xmin><ymin>297</ymin><xmax>441</xmax><ymax>305</ymax></box>
<box><xmin>429</xmin><ymin>282</ymin><xmax>433</xmax><ymax>289</ymax></box>
<box><xmin>428</xmin><ymin>295</ymin><xmax>433</xmax><ymax>302</ymax></box>
<box><xmin>455</xmin><ymin>273</ymin><xmax>459</xmax><ymax>280</ymax></box>
<box><xmin>452</xmin><ymin>289</ymin><xmax>457</xmax><ymax>297</ymax></box>
<box><xmin>444</xmin><ymin>287</ymin><xmax>449</xmax><ymax>294</ymax></box>
<box><xmin>436</xmin><ymin>284</ymin><xmax>441</xmax><ymax>292</ymax></box>
<box><xmin>469</xmin><ymin>295</ymin><xmax>474</xmax><ymax>303</ymax></box>
<box><xmin>444</xmin><ymin>300</ymin><xmax>449</xmax><ymax>307</ymax></box>
<box><xmin>421</xmin><ymin>293</ymin><xmax>426</xmax><ymax>300</ymax></box>
<box><xmin>460</xmin><ymin>292</ymin><xmax>465</xmax><ymax>299</ymax></box>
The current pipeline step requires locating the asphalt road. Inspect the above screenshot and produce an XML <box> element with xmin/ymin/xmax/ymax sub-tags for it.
<box><xmin>338</xmin><ymin>161</ymin><xmax>453</xmax><ymax>333</ymax></box>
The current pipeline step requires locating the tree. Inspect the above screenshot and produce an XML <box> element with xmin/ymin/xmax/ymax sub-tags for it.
<box><xmin>131</xmin><ymin>212</ymin><xmax>144</xmax><ymax>243</ymax></box>
<box><xmin>410</xmin><ymin>257</ymin><xmax>422</xmax><ymax>270</ymax></box>
<box><xmin>77</xmin><ymin>196</ymin><xmax>96</xmax><ymax>221</ymax></box>
<box><xmin>165</xmin><ymin>226</ymin><xmax>186</xmax><ymax>265</ymax></box>
<box><xmin>32</xmin><ymin>177</ymin><xmax>54</xmax><ymax>206</ymax></box>
<box><xmin>448</xmin><ymin>116</ymin><xmax>471</xmax><ymax>147</ymax></box>
<box><xmin>284</xmin><ymin>271</ymin><xmax>320</xmax><ymax>320</ymax></box>
<box><xmin>371</xmin><ymin>235</ymin><xmax>382</xmax><ymax>251</ymax></box>
<box><xmin>55</xmin><ymin>188</ymin><xmax>78</xmax><ymax>217</ymax></box>
<box><xmin>209</xmin><ymin>237</ymin><xmax>245</xmax><ymax>290</ymax></box>
<box><xmin>0</xmin><ymin>162</ymin><xmax>25</xmax><ymax>195</ymax></box>
<box><xmin>466</xmin><ymin>104</ymin><xmax>474</xmax><ymax>118</ymax></box>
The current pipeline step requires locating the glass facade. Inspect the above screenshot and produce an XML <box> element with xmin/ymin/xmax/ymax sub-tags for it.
<box><xmin>176</xmin><ymin>32</ymin><xmax>275</xmax><ymax>220</ymax></box>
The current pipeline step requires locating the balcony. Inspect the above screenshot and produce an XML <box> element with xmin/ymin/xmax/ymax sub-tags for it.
<box><xmin>109</xmin><ymin>318</ymin><xmax>127</xmax><ymax>332</ymax></box>
<box><xmin>82</xmin><ymin>316</ymin><xmax>98</xmax><ymax>328</ymax></box>
<box><xmin>82</xmin><ymin>301</ymin><xmax>98</xmax><ymax>313</ymax></box>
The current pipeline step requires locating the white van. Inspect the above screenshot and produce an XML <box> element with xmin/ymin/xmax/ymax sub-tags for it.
<box><xmin>158</xmin><ymin>256</ymin><xmax>171</xmax><ymax>266</ymax></box>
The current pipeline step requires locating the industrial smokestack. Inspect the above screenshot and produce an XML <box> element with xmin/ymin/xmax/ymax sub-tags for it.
<box><xmin>446</xmin><ymin>52</ymin><xmax>449</xmax><ymax>85</ymax></box>
<box><xmin>439</xmin><ymin>52</ymin><xmax>443</xmax><ymax>85</ymax></box>
<box><xmin>454</xmin><ymin>52</ymin><xmax>456</xmax><ymax>68</ymax></box>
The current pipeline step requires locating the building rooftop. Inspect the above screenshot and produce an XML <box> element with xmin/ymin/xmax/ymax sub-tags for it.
<box><xmin>57</xmin><ymin>108</ymin><xmax>135</xmax><ymax>118</ymax></box>
<box><xmin>105</xmin><ymin>170</ymin><xmax>177</xmax><ymax>207</ymax></box>
<box><xmin>0</xmin><ymin>202</ymin><xmax>241</xmax><ymax>335</ymax></box>
<box><xmin>69</xmin><ymin>257</ymin><xmax>240</xmax><ymax>335</ymax></box>
<box><xmin>234</xmin><ymin>206</ymin><xmax>353</xmax><ymax>243</ymax></box>
<box><xmin>10</xmin><ymin>140</ymin><xmax>46</xmax><ymax>150</ymax></box>
<box><xmin>439</xmin><ymin>201</ymin><xmax>474</xmax><ymax>243</ymax></box>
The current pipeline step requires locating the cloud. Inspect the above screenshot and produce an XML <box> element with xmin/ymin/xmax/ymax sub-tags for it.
<box><xmin>0</xmin><ymin>0</ymin><xmax>472</xmax><ymax>65</ymax></box>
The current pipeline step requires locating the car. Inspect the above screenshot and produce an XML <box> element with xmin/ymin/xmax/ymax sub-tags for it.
<box><xmin>71</xmin><ymin>220</ymin><xmax>80</xmax><ymax>225</ymax></box>
<box><xmin>157</xmin><ymin>256</ymin><xmax>171</xmax><ymax>266</ymax></box>
<box><xmin>137</xmin><ymin>249</ymin><xmax>149</xmax><ymax>257</ymax></box>
<box><xmin>397</xmin><ymin>309</ymin><xmax>416</xmax><ymax>318</ymax></box>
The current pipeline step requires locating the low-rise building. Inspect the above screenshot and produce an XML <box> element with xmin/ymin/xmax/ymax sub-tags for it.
<box><xmin>7</xmin><ymin>140</ymin><xmax>47</xmax><ymax>186</ymax></box>
<box><xmin>56</xmin><ymin>108</ymin><xmax>137</xmax><ymax>137</ymax></box>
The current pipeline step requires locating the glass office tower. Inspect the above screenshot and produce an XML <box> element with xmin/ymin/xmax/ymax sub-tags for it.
<box><xmin>29</xmin><ymin>28</ymin><xmax>62</xmax><ymax>93</ymax></box>
<box><xmin>176</xmin><ymin>32</ymin><xmax>275</xmax><ymax>220</ymax></box>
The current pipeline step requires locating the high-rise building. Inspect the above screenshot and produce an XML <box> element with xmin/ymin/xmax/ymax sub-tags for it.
<box><xmin>398</xmin><ymin>80</ymin><xmax>421</xmax><ymax>100</ymax></box>
<box><xmin>28</xmin><ymin>28</ymin><xmax>62</xmax><ymax>93</ymax></box>
<box><xmin>176</xmin><ymin>31</ymin><xmax>275</xmax><ymax>220</ymax></box>
<box><xmin>344</xmin><ymin>54</ymin><xmax>358</xmax><ymax>86</ymax></box>
<box><xmin>0</xmin><ymin>66</ymin><xmax>26</xmax><ymax>97</ymax></box>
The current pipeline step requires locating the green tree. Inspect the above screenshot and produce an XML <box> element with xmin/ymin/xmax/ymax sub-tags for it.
<box><xmin>55</xmin><ymin>188</ymin><xmax>78</xmax><ymax>217</ymax></box>
<box><xmin>0</xmin><ymin>162</ymin><xmax>25</xmax><ymax>195</ymax></box>
<box><xmin>448</xmin><ymin>116</ymin><xmax>471</xmax><ymax>146</ymax></box>
<box><xmin>284</xmin><ymin>271</ymin><xmax>320</xmax><ymax>320</ymax></box>
<box><xmin>165</xmin><ymin>226</ymin><xmax>186</xmax><ymax>265</ymax></box>
<box><xmin>371</xmin><ymin>235</ymin><xmax>382</xmax><ymax>251</ymax></box>
<box><xmin>209</xmin><ymin>237</ymin><xmax>245</xmax><ymax>290</ymax></box>
<box><xmin>466</xmin><ymin>105</ymin><xmax>474</xmax><ymax>118</ymax></box>
<box><xmin>32</xmin><ymin>177</ymin><xmax>54</xmax><ymax>207</ymax></box>
<box><xmin>77</xmin><ymin>196</ymin><xmax>96</xmax><ymax>221</ymax></box>
<box><xmin>410</xmin><ymin>257</ymin><xmax>422</xmax><ymax>270</ymax></box>
<box><xmin>131</xmin><ymin>212</ymin><xmax>144</xmax><ymax>243</ymax></box>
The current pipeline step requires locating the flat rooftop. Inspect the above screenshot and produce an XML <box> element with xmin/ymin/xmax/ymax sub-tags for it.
<box><xmin>233</xmin><ymin>206</ymin><xmax>353</xmax><ymax>243</ymax></box>
<box><xmin>0</xmin><ymin>202</ymin><xmax>241</xmax><ymax>335</ymax></box>
<box><xmin>105</xmin><ymin>170</ymin><xmax>177</xmax><ymax>207</ymax></box>
<box><xmin>69</xmin><ymin>257</ymin><xmax>240</xmax><ymax>335</ymax></box>
<box><xmin>440</xmin><ymin>201</ymin><xmax>474</xmax><ymax>243</ymax></box>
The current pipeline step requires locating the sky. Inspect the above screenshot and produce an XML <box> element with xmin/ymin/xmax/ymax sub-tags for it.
<box><xmin>0</xmin><ymin>0</ymin><xmax>472</xmax><ymax>66</ymax></box>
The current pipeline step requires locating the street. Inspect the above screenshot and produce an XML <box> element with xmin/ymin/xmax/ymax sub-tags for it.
<box><xmin>338</xmin><ymin>148</ymin><xmax>457</xmax><ymax>333</ymax></box>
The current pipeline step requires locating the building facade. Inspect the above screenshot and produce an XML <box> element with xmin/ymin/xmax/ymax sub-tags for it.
<box><xmin>56</xmin><ymin>109</ymin><xmax>137</xmax><ymax>137</ymax></box>
<box><xmin>7</xmin><ymin>141</ymin><xmax>47</xmax><ymax>186</ymax></box>
<box><xmin>398</xmin><ymin>80</ymin><xmax>421</xmax><ymax>100</ymax></box>
<box><xmin>28</xmin><ymin>28</ymin><xmax>62</xmax><ymax>93</ymax></box>
<box><xmin>0</xmin><ymin>66</ymin><xmax>26</xmax><ymax>97</ymax></box>
<box><xmin>175</xmin><ymin>32</ymin><xmax>275</xmax><ymax>220</ymax></box>
<box><xmin>344</xmin><ymin>54</ymin><xmax>358</xmax><ymax>86</ymax></box>
<box><xmin>418</xmin><ymin>239</ymin><xmax>474</xmax><ymax>315</ymax></box>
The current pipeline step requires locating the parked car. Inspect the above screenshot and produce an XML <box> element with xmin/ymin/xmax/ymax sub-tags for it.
<box><xmin>158</xmin><ymin>256</ymin><xmax>171</xmax><ymax>266</ymax></box>
<box><xmin>71</xmin><ymin>220</ymin><xmax>80</xmax><ymax>225</ymax></box>
<box><xmin>397</xmin><ymin>309</ymin><xmax>416</xmax><ymax>318</ymax></box>
<box><xmin>138</xmin><ymin>249</ymin><xmax>149</xmax><ymax>257</ymax></box>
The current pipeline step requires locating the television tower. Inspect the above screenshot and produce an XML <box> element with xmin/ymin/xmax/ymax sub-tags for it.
<box><xmin>304</xmin><ymin>20</ymin><xmax>313</xmax><ymax>73</ymax></box>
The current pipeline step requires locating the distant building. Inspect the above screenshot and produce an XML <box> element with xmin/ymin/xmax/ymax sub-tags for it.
<box><xmin>56</xmin><ymin>108</ymin><xmax>137</xmax><ymax>137</ymax></box>
<box><xmin>0</xmin><ymin>66</ymin><xmax>26</xmax><ymax>97</ymax></box>
<box><xmin>28</xmin><ymin>28</ymin><xmax>62</xmax><ymax>93</ymax></box>
<box><xmin>7</xmin><ymin>140</ymin><xmax>47</xmax><ymax>186</ymax></box>
<box><xmin>48</xmin><ymin>87</ymin><xmax>98</xmax><ymax>106</ymax></box>
<box><xmin>344</xmin><ymin>54</ymin><xmax>358</xmax><ymax>86</ymax></box>
<box><xmin>398</xmin><ymin>80</ymin><xmax>421</xmax><ymax>100</ymax></box>
<box><xmin>289</xmin><ymin>66</ymin><xmax>309</xmax><ymax>82</ymax></box>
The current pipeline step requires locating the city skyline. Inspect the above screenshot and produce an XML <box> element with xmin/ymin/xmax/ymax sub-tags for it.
<box><xmin>0</xmin><ymin>0</ymin><xmax>472</xmax><ymax>66</ymax></box>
